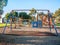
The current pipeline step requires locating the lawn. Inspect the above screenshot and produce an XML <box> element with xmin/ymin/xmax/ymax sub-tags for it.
<box><xmin>56</xmin><ymin>23</ymin><xmax>60</xmax><ymax>26</ymax></box>
<box><xmin>0</xmin><ymin>23</ymin><xmax>10</xmax><ymax>28</ymax></box>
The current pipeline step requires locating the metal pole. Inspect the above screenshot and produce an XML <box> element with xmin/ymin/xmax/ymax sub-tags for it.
<box><xmin>2</xmin><ymin>20</ymin><xmax>8</xmax><ymax>34</ymax></box>
<box><xmin>48</xmin><ymin>10</ymin><xmax>51</xmax><ymax>31</ymax></box>
<box><xmin>17</xmin><ymin>12</ymin><xmax>19</xmax><ymax>22</ymax></box>
<box><xmin>10</xmin><ymin>18</ymin><xmax>12</xmax><ymax>32</ymax></box>
<box><xmin>52</xmin><ymin>18</ymin><xmax>58</xmax><ymax>35</ymax></box>
<box><xmin>12</xmin><ymin>9</ymin><xmax>49</xmax><ymax>11</ymax></box>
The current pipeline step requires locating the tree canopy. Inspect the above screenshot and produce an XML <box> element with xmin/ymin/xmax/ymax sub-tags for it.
<box><xmin>19</xmin><ymin>12</ymin><xmax>32</xmax><ymax>19</ymax></box>
<box><xmin>12</xmin><ymin>11</ymin><xmax>18</xmax><ymax>17</ymax></box>
<box><xmin>29</xmin><ymin>8</ymin><xmax>36</xmax><ymax>15</ymax></box>
<box><xmin>5</xmin><ymin>13</ymin><xmax>10</xmax><ymax>20</ymax></box>
<box><xmin>53</xmin><ymin>8</ymin><xmax>60</xmax><ymax>17</ymax></box>
<box><xmin>5</xmin><ymin>11</ymin><xmax>18</xmax><ymax>20</ymax></box>
<box><xmin>52</xmin><ymin>8</ymin><xmax>60</xmax><ymax>24</ymax></box>
<box><xmin>5</xmin><ymin>11</ymin><xmax>32</xmax><ymax>20</ymax></box>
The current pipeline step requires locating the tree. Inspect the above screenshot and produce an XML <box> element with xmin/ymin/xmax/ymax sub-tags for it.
<box><xmin>5</xmin><ymin>11</ymin><xmax>18</xmax><ymax>19</ymax></box>
<box><xmin>12</xmin><ymin>11</ymin><xmax>18</xmax><ymax>17</ymax></box>
<box><xmin>5</xmin><ymin>13</ymin><xmax>10</xmax><ymax>20</ymax></box>
<box><xmin>53</xmin><ymin>8</ymin><xmax>60</xmax><ymax>17</ymax></box>
<box><xmin>10</xmin><ymin>11</ymin><xmax>18</xmax><ymax>28</ymax></box>
<box><xmin>0</xmin><ymin>0</ymin><xmax>8</xmax><ymax>14</ymax></box>
<box><xmin>5</xmin><ymin>11</ymin><xmax>18</xmax><ymax>28</ymax></box>
<box><xmin>55</xmin><ymin>15</ymin><xmax>60</xmax><ymax>24</ymax></box>
<box><xmin>53</xmin><ymin>8</ymin><xmax>60</xmax><ymax>24</ymax></box>
<box><xmin>37</xmin><ymin>12</ymin><xmax>45</xmax><ymax>20</ymax></box>
<box><xmin>29</xmin><ymin>8</ymin><xmax>36</xmax><ymax>15</ymax></box>
<box><xmin>19</xmin><ymin>12</ymin><xmax>32</xmax><ymax>26</ymax></box>
<box><xmin>29</xmin><ymin>8</ymin><xmax>37</xmax><ymax>21</ymax></box>
<box><xmin>19</xmin><ymin>12</ymin><xmax>31</xmax><ymax>19</ymax></box>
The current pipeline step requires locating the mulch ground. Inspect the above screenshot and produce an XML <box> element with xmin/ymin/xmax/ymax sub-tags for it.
<box><xmin>4</xmin><ymin>31</ymin><xmax>57</xmax><ymax>36</ymax></box>
<box><xmin>0</xmin><ymin>27</ymin><xmax>58</xmax><ymax>36</ymax></box>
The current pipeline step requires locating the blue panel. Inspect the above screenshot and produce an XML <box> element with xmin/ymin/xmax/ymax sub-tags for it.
<box><xmin>38</xmin><ymin>20</ymin><xmax>42</xmax><ymax>28</ymax></box>
<box><xmin>32</xmin><ymin>20</ymin><xmax>42</xmax><ymax>28</ymax></box>
<box><xmin>32</xmin><ymin>21</ymin><xmax>38</xmax><ymax>28</ymax></box>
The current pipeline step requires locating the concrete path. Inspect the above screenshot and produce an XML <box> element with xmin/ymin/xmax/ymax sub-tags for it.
<box><xmin>0</xmin><ymin>35</ymin><xmax>60</xmax><ymax>45</ymax></box>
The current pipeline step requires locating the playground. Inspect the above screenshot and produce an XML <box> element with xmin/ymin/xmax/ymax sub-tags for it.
<box><xmin>0</xmin><ymin>9</ymin><xmax>59</xmax><ymax>36</ymax></box>
<box><xmin>0</xmin><ymin>0</ymin><xmax>60</xmax><ymax>45</ymax></box>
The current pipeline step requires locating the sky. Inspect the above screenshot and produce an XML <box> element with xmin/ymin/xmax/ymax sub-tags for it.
<box><xmin>2</xmin><ymin>0</ymin><xmax>60</xmax><ymax>17</ymax></box>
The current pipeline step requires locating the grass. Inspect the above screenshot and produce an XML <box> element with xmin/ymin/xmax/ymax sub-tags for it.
<box><xmin>56</xmin><ymin>23</ymin><xmax>60</xmax><ymax>26</ymax></box>
<box><xmin>0</xmin><ymin>23</ymin><xmax>10</xmax><ymax>28</ymax></box>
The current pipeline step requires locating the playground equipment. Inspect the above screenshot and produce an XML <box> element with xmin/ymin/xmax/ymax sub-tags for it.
<box><xmin>3</xmin><ymin>11</ymin><xmax>16</xmax><ymax>33</ymax></box>
<box><xmin>32</xmin><ymin>20</ymin><xmax>42</xmax><ymax>28</ymax></box>
<box><xmin>37</xmin><ymin>14</ymin><xmax>52</xmax><ymax>26</ymax></box>
<box><xmin>2</xmin><ymin>9</ymin><xmax>58</xmax><ymax>35</ymax></box>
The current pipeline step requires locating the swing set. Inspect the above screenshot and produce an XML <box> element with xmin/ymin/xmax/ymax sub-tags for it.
<box><xmin>2</xmin><ymin>9</ymin><xmax>58</xmax><ymax>35</ymax></box>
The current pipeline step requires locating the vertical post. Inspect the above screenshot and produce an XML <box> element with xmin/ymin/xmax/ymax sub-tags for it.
<box><xmin>42</xmin><ymin>14</ymin><xmax>43</xmax><ymax>27</ymax></box>
<box><xmin>2</xmin><ymin>20</ymin><xmax>8</xmax><ymax>34</ymax></box>
<box><xmin>52</xmin><ymin>18</ymin><xmax>58</xmax><ymax>35</ymax></box>
<box><xmin>14</xmin><ymin>18</ymin><xmax>16</xmax><ymax>28</ymax></box>
<box><xmin>29</xmin><ymin>19</ymin><xmax>30</xmax><ymax>27</ymax></box>
<box><xmin>37</xmin><ymin>14</ymin><xmax>38</xmax><ymax>21</ymax></box>
<box><xmin>10</xmin><ymin>18</ymin><xmax>12</xmax><ymax>32</ymax></box>
<box><xmin>48</xmin><ymin>10</ymin><xmax>51</xmax><ymax>31</ymax></box>
<box><xmin>18</xmin><ymin>12</ymin><xmax>20</xmax><ymax>28</ymax></box>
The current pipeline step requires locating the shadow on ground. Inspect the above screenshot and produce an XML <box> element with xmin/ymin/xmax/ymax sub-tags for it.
<box><xmin>4</xmin><ymin>31</ymin><xmax>57</xmax><ymax>36</ymax></box>
<box><xmin>0</xmin><ymin>33</ymin><xmax>60</xmax><ymax>45</ymax></box>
